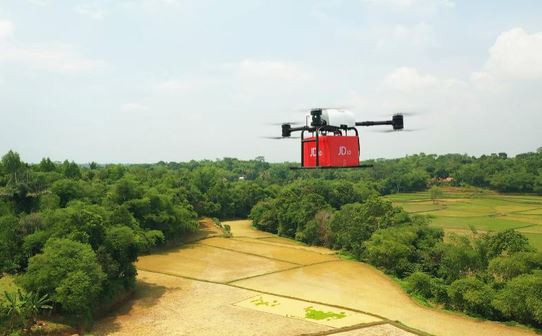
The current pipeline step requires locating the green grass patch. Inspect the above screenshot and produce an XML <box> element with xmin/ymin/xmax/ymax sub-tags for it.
<box><xmin>251</xmin><ymin>296</ymin><xmax>280</xmax><ymax>307</ymax></box>
<box><xmin>304</xmin><ymin>306</ymin><xmax>346</xmax><ymax>320</ymax></box>
<box><xmin>337</xmin><ymin>250</ymin><xmax>356</xmax><ymax>261</ymax></box>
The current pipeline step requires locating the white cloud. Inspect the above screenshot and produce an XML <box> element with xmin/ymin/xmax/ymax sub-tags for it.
<box><xmin>476</xmin><ymin>28</ymin><xmax>542</xmax><ymax>81</ymax></box>
<box><xmin>238</xmin><ymin>59</ymin><xmax>311</xmax><ymax>81</ymax></box>
<box><xmin>75</xmin><ymin>4</ymin><xmax>106</xmax><ymax>20</ymax></box>
<box><xmin>383</xmin><ymin>67</ymin><xmax>439</xmax><ymax>90</ymax></box>
<box><xmin>121</xmin><ymin>102</ymin><xmax>149</xmax><ymax>112</ymax></box>
<box><xmin>375</xmin><ymin>22</ymin><xmax>435</xmax><ymax>49</ymax></box>
<box><xmin>0</xmin><ymin>44</ymin><xmax>107</xmax><ymax>73</ymax></box>
<box><xmin>356</xmin><ymin>28</ymin><xmax>542</xmax><ymax>157</ymax></box>
<box><xmin>0</xmin><ymin>20</ymin><xmax>14</xmax><ymax>38</ymax></box>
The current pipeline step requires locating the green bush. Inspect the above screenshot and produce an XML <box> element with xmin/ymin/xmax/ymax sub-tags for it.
<box><xmin>20</xmin><ymin>238</ymin><xmax>105</xmax><ymax>321</ymax></box>
<box><xmin>448</xmin><ymin>277</ymin><xmax>495</xmax><ymax>316</ymax></box>
<box><xmin>492</xmin><ymin>272</ymin><xmax>542</xmax><ymax>325</ymax></box>
<box><xmin>405</xmin><ymin>272</ymin><xmax>434</xmax><ymax>299</ymax></box>
<box><xmin>223</xmin><ymin>224</ymin><xmax>232</xmax><ymax>238</ymax></box>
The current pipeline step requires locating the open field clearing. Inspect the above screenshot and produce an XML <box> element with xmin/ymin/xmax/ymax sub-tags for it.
<box><xmin>93</xmin><ymin>270</ymin><xmax>330</xmax><ymax>336</ymax></box>
<box><xmin>201</xmin><ymin>237</ymin><xmax>337</xmax><ymax>265</ymax></box>
<box><xmin>386</xmin><ymin>188</ymin><xmax>542</xmax><ymax>249</ymax></box>
<box><xmin>136</xmin><ymin>243</ymin><xmax>296</xmax><ymax>283</ymax></box>
<box><xmin>94</xmin><ymin>219</ymin><xmax>538</xmax><ymax>336</ymax></box>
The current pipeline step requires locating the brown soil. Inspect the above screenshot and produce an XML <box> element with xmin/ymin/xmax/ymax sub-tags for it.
<box><xmin>200</xmin><ymin>237</ymin><xmax>337</xmax><ymax>265</ymax></box>
<box><xmin>93</xmin><ymin>271</ymin><xmax>329</xmax><ymax>336</ymax></box>
<box><xmin>136</xmin><ymin>243</ymin><xmax>296</xmax><ymax>283</ymax></box>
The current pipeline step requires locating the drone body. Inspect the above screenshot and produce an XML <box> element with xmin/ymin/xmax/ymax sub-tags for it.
<box><xmin>279</xmin><ymin>108</ymin><xmax>405</xmax><ymax>169</ymax></box>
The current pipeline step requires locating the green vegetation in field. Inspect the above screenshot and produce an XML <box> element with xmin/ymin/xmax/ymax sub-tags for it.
<box><xmin>251</xmin><ymin>296</ymin><xmax>280</xmax><ymax>307</ymax></box>
<box><xmin>304</xmin><ymin>306</ymin><xmax>346</xmax><ymax>320</ymax></box>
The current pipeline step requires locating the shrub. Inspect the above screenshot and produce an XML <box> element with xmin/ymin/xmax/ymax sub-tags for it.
<box><xmin>492</xmin><ymin>272</ymin><xmax>542</xmax><ymax>325</ymax></box>
<box><xmin>20</xmin><ymin>238</ymin><xmax>105</xmax><ymax>321</ymax></box>
<box><xmin>405</xmin><ymin>272</ymin><xmax>434</xmax><ymax>299</ymax></box>
<box><xmin>488</xmin><ymin>252</ymin><xmax>542</xmax><ymax>283</ymax></box>
<box><xmin>448</xmin><ymin>277</ymin><xmax>495</xmax><ymax>316</ymax></box>
<box><xmin>223</xmin><ymin>224</ymin><xmax>232</xmax><ymax>238</ymax></box>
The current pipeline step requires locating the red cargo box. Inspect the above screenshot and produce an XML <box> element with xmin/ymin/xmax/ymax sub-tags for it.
<box><xmin>302</xmin><ymin>135</ymin><xmax>360</xmax><ymax>167</ymax></box>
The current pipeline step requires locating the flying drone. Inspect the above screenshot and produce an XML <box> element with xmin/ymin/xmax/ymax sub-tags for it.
<box><xmin>267</xmin><ymin>108</ymin><xmax>407</xmax><ymax>169</ymax></box>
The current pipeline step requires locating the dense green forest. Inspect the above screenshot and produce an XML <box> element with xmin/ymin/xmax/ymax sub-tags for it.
<box><xmin>1</xmin><ymin>148</ymin><xmax>542</xmax><ymax>334</ymax></box>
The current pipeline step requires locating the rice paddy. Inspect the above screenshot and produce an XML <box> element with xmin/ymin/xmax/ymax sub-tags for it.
<box><xmin>386</xmin><ymin>188</ymin><xmax>542</xmax><ymax>249</ymax></box>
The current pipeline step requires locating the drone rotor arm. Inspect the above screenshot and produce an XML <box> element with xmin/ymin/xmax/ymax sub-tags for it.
<box><xmin>355</xmin><ymin>114</ymin><xmax>404</xmax><ymax>130</ymax></box>
<box><xmin>282</xmin><ymin>125</ymin><xmax>312</xmax><ymax>137</ymax></box>
<box><xmin>355</xmin><ymin>120</ymin><xmax>393</xmax><ymax>127</ymax></box>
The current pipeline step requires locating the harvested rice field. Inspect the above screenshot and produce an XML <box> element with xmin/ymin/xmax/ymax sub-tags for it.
<box><xmin>94</xmin><ymin>219</ymin><xmax>537</xmax><ymax>336</ymax></box>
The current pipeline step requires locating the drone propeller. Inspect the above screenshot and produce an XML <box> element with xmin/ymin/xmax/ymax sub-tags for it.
<box><xmin>265</xmin><ymin>121</ymin><xmax>305</xmax><ymax>126</ymax></box>
<box><xmin>378</xmin><ymin>111</ymin><xmax>425</xmax><ymax>117</ymax></box>
<box><xmin>395</xmin><ymin>112</ymin><xmax>424</xmax><ymax>117</ymax></box>
<box><xmin>370</xmin><ymin>128</ymin><xmax>424</xmax><ymax>133</ymax></box>
<box><xmin>260</xmin><ymin>136</ymin><xmax>301</xmax><ymax>140</ymax></box>
<box><xmin>295</xmin><ymin>106</ymin><xmax>353</xmax><ymax>112</ymax></box>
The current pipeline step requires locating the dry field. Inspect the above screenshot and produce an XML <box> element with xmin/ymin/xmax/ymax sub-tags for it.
<box><xmin>93</xmin><ymin>219</ymin><xmax>537</xmax><ymax>336</ymax></box>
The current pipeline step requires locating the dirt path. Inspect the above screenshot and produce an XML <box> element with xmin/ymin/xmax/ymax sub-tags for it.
<box><xmin>93</xmin><ymin>220</ymin><xmax>537</xmax><ymax>336</ymax></box>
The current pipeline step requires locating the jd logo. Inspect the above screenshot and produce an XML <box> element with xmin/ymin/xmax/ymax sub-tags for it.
<box><xmin>338</xmin><ymin>146</ymin><xmax>351</xmax><ymax>156</ymax></box>
<box><xmin>310</xmin><ymin>148</ymin><xmax>323</xmax><ymax>157</ymax></box>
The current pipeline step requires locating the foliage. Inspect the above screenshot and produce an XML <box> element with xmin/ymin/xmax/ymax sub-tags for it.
<box><xmin>364</xmin><ymin>223</ymin><xmax>443</xmax><ymax>277</ymax></box>
<box><xmin>429</xmin><ymin>186</ymin><xmax>443</xmax><ymax>204</ymax></box>
<box><xmin>404</xmin><ymin>271</ymin><xmax>434</xmax><ymax>299</ymax></box>
<box><xmin>436</xmin><ymin>235</ymin><xmax>484</xmax><ymax>283</ymax></box>
<box><xmin>1</xmin><ymin>289</ymin><xmax>52</xmax><ymax>333</ymax></box>
<box><xmin>488</xmin><ymin>252</ymin><xmax>542</xmax><ymax>283</ymax></box>
<box><xmin>492</xmin><ymin>272</ymin><xmax>542</xmax><ymax>325</ymax></box>
<box><xmin>447</xmin><ymin>277</ymin><xmax>495</xmax><ymax>316</ymax></box>
<box><xmin>223</xmin><ymin>224</ymin><xmax>232</xmax><ymax>238</ymax></box>
<box><xmin>330</xmin><ymin>197</ymin><xmax>411</xmax><ymax>258</ymax></box>
<box><xmin>20</xmin><ymin>238</ymin><xmax>105</xmax><ymax>319</ymax></box>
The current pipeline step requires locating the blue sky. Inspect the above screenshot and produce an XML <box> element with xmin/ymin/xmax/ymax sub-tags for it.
<box><xmin>1</xmin><ymin>0</ymin><xmax>542</xmax><ymax>163</ymax></box>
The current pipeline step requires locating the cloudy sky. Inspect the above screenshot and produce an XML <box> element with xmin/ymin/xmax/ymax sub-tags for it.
<box><xmin>1</xmin><ymin>0</ymin><xmax>541</xmax><ymax>163</ymax></box>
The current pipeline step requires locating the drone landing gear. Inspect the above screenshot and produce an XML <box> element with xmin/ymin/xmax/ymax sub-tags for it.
<box><xmin>289</xmin><ymin>164</ymin><xmax>374</xmax><ymax>170</ymax></box>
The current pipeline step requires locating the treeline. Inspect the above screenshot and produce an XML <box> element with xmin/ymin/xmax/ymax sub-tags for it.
<box><xmin>250</xmin><ymin>182</ymin><xmax>542</xmax><ymax>328</ymax></box>
<box><xmin>354</xmin><ymin>149</ymin><xmax>542</xmax><ymax>194</ymax></box>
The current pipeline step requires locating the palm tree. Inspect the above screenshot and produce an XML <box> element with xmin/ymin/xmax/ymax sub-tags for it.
<box><xmin>3</xmin><ymin>290</ymin><xmax>52</xmax><ymax>331</ymax></box>
<box><xmin>4</xmin><ymin>290</ymin><xmax>27</xmax><ymax>330</ymax></box>
<box><xmin>24</xmin><ymin>291</ymin><xmax>52</xmax><ymax>327</ymax></box>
